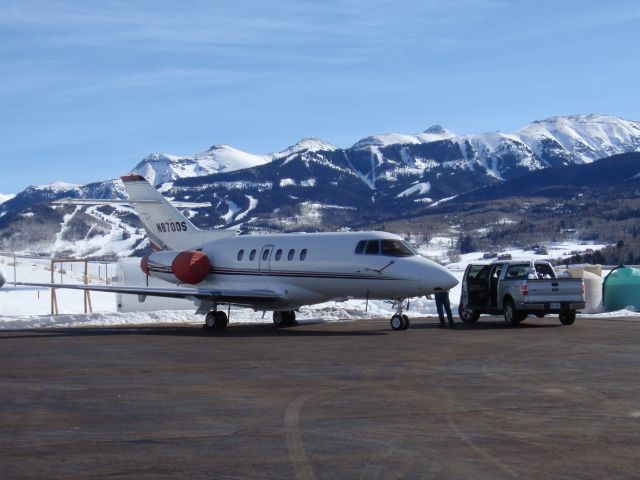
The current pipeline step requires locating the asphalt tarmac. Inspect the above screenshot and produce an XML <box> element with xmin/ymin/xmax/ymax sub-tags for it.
<box><xmin>0</xmin><ymin>316</ymin><xmax>639</xmax><ymax>479</ymax></box>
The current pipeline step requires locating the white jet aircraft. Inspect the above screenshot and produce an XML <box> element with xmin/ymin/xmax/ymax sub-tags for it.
<box><xmin>12</xmin><ymin>175</ymin><xmax>458</xmax><ymax>330</ymax></box>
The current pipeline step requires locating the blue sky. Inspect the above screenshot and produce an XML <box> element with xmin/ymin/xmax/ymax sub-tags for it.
<box><xmin>1</xmin><ymin>0</ymin><xmax>639</xmax><ymax>193</ymax></box>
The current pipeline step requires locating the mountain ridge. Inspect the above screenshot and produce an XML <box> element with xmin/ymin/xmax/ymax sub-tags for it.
<box><xmin>1</xmin><ymin>114</ymin><xmax>639</xmax><ymax>257</ymax></box>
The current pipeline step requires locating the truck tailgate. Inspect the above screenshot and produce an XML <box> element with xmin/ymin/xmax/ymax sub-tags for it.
<box><xmin>527</xmin><ymin>278</ymin><xmax>584</xmax><ymax>303</ymax></box>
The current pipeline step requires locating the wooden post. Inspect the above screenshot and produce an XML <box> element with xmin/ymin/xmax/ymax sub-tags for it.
<box><xmin>50</xmin><ymin>259</ymin><xmax>58</xmax><ymax>315</ymax></box>
<box><xmin>50</xmin><ymin>258</ymin><xmax>92</xmax><ymax>315</ymax></box>
<box><xmin>84</xmin><ymin>259</ymin><xmax>92</xmax><ymax>314</ymax></box>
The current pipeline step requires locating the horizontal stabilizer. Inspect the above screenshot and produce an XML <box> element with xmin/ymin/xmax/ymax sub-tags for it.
<box><xmin>53</xmin><ymin>198</ymin><xmax>212</xmax><ymax>208</ymax></box>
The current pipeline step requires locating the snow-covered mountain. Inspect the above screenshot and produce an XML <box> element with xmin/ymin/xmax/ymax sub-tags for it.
<box><xmin>0</xmin><ymin>194</ymin><xmax>15</xmax><ymax>205</ymax></box>
<box><xmin>131</xmin><ymin>145</ymin><xmax>271</xmax><ymax>188</ymax></box>
<box><xmin>273</xmin><ymin>137</ymin><xmax>338</xmax><ymax>159</ymax></box>
<box><xmin>2</xmin><ymin>114</ymin><xmax>640</xmax><ymax>257</ymax></box>
<box><xmin>352</xmin><ymin>124</ymin><xmax>457</xmax><ymax>148</ymax></box>
<box><xmin>516</xmin><ymin>114</ymin><xmax>640</xmax><ymax>165</ymax></box>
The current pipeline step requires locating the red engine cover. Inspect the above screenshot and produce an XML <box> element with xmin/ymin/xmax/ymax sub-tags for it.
<box><xmin>171</xmin><ymin>251</ymin><xmax>211</xmax><ymax>284</ymax></box>
<box><xmin>140</xmin><ymin>255</ymin><xmax>149</xmax><ymax>275</ymax></box>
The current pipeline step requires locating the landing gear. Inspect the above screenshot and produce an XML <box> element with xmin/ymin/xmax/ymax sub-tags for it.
<box><xmin>390</xmin><ymin>314</ymin><xmax>410</xmax><ymax>331</ymax></box>
<box><xmin>389</xmin><ymin>299</ymin><xmax>410</xmax><ymax>331</ymax></box>
<box><xmin>205</xmin><ymin>310</ymin><xmax>228</xmax><ymax>330</ymax></box>
<box><xmin>273</xmin><ymin>310</ymin><xmax>297</xmax><ymax>328</ymax></box>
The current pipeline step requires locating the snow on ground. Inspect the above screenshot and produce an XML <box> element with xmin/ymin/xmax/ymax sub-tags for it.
<box><xmin>1</xmin><ymin>239</ymin><xmax>638</xmax><ymax>330</ymax></box>
<box><xmin>447</xmin><ymin>241</ymin><xmax>609</xmax><ymax>270</ymax></box>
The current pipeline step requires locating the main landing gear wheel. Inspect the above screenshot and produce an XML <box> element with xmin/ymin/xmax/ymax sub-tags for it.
<box><xmin>390</xmin><ymin>314</ymin><xmax>410</xmax><ymax>331</ymax></box>
<box><xmin>273</xmin><ymin>311</ymin><xmax>297</xmax><ymax>328</ymax></box>
<box><xmin>205</xmin><ymin>311</ymin><xmax>228</xmax><ymax>330</ymax></box>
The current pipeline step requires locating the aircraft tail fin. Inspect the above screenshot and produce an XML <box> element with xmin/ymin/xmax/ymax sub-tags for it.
<box><xmin>119</xmin><ymin>175</ymin><xmax>235</xmax><ymax>250</ymax></box>
<box><xmin>54</xmin><ymin>175</ymin><xmax>237</xmax><ymax>250</ymax></box>
<box><xmin>120</xmin><ymin>175</ymin><xmax>201</xmax><ymax>250</ymax></box>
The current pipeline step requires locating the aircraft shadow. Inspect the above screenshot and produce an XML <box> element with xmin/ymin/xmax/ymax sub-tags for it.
<box><xmin>0</xmin><ymin>322</ymin><xmax>388</xmax><ymax>340</ymax></box>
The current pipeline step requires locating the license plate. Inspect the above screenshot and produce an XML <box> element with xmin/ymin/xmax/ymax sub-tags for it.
<box><xmin>550</xmin><ymin>303</ymin><xmax>561</xmax><ymax>309</ymax></box>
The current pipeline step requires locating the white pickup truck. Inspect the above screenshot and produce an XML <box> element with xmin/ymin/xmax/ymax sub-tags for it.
<box><xmin>458</xmin><ymin>261</ymin><xmax>585</xmax><ymax>326</ymax></box>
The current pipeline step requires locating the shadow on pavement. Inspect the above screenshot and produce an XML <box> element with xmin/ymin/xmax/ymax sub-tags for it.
<box><xmin>0</xmin><ymin>323</ymin><xmax>389</xmax><ymax>340</ymax></box>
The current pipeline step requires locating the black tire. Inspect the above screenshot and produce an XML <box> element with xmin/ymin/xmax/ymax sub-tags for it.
<box><xmin>286</xmin><ymin>310</ymin><xmax>297</xmax><ymax>327</ymax></box>
<box><xmin>214</xmin><ymin>311</ymin><xmax>228</xmax><ymax>330</ymax></box>
<box><xmin>559</xmin><ymin>312</ymin><xmax>576</xmax><ymax>325</ymax></box>
<box><xmin>273</xmin><ymin>311</ymin><xmax>285</xmax><ymax>328</ymax></box>
<box><xmin>504</xmin><ymin>299</ymin><xmax>523</xmax><ymax>326</ymax></box>
<box><xmin>390</xmin><ymin>314</ymin><xmax>404</xmax><ymax>331</ymax></box>
<box><xmin>205</xmin><ymin>312</ymin><xmax>216</xmax><ymax>329</ymax></box>
<box><xmin>401</xmin><ymin>314</ymin><xmax>410</xmax><ymax>330</ymax></box>
<box><xmin>458</xmin><ymin>303</ymin><xmax>480</xmax><ymax>324</ymax></box>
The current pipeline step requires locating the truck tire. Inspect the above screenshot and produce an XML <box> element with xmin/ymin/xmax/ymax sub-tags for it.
<box><xmin>559</xmin><ymin>312</ymin><xmax>576</xmax><ymax>325</ymax></box>
<box><xmin>504</xmin><ymin>299</ymin><xmax>525</xmax><ymax>326</ymax></box>
<box><xmin>458</xmin><ymin>303</ymin><xmax>480</xmax><ymax>323</ymax></box>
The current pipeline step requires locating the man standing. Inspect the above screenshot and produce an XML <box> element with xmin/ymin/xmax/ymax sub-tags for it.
<box><xmin>435</xmin><ymin>291</ymin><xmax>455</xmax><ymax>328</ymax></box>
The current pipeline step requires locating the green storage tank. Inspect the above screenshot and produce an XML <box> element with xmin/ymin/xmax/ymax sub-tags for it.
<box><xmin>603</xmin><ymin>266</ymin><xmax>640</xmax><ymax>312</ymax></box>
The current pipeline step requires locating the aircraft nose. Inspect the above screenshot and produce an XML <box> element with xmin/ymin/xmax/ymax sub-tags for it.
<box><xmin>419</xmin><ymin>260</ymin><xmax>458</xmax><ymax>292</ymax></box>
<box><xmin>435</xmin><ymin>266</ymin><xmax>458</xmax><ymax>291</ymax></box>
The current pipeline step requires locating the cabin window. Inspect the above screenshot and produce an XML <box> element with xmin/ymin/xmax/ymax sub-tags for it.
<box><xmin>288</xmin><ymin>249</ymin><xmax>295</xmax><ymax>261</ymax></box>
<box><xmin>275</xmin><ymin>249</ymin><xmax>282</xmax><ymax>261</ymax></box>
<box><xmin>381</xmin><ymin>240</ymin><xmax>414</xmax><ymax>257</ymax></box>
<box><xmin>355</xmin><ymin>240</ymin><xmax>366</xmax><ymax>254</ymax></box>
<box><xmin>365</xmin><ymin>240</ymin><xmax>380</xmax><ymax>255</ymax></box>
<box><xmin>262</xmin><ymin>249</ymin><xmax>270</xmax><ymax>261</ymax></box>
<box><xmin>300</xmin><ymin>249</ymin><xmax>308</xmax><ymax>261</ymax></box>
<box><xmin>237</xmin><ymin>249</ymin><xmax>244</xmax><ymax>261</ymax></box>
<box><xmin>249</xmin><ymin>249</ymin><xmax>257</xmax><ymax>261</ymax></box>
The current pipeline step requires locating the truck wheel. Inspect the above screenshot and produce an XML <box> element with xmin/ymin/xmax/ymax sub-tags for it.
<box><xmin>504</xmin><ymin>299</ymin><xmax>523</xmax><ymax>326</ymax></box>
<box><xmin>559</xmin><ymin>312</ymin><xmax>576</xmax><ymax>325</ymax></box>
<box><xmin>458</xmin><ymin>303</ymin><xmax>479</xmax><ymax>324</ymax></box>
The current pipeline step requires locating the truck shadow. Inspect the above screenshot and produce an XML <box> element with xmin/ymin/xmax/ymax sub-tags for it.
<box><xmin>411</xmin><ymin>317</ymin><xmax>562</xmax><ymax>330</ymax></box>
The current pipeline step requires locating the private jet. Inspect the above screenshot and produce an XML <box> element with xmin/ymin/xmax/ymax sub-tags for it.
<box><xmin>9</xmin><ymin>175</ymin><xmax>458</xmax><ymax>330</ymax></box>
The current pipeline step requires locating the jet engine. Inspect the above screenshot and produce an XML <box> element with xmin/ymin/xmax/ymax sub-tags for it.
<box><xmin>141</xmin><ymin>250</ymin><xmax>211</xmax><ymax>285</ymax></box>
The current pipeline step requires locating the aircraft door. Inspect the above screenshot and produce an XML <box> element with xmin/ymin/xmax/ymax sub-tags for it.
<box><xmin>259</xmin><ymin>245</ymin><xmax>274</xmax><ymax>273</ymax></box>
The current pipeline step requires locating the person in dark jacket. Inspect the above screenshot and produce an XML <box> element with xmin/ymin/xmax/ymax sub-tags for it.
<box><xmin>435</xmin><ymin>291</ymin><xmax>455</xmax><ymax>328</ymax></box>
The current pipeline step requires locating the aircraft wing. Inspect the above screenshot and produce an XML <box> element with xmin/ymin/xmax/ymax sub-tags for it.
<box><xmin>12</xmin><ymin>282</ymin><xmax>284</xmax><ymax>305</ymax></box>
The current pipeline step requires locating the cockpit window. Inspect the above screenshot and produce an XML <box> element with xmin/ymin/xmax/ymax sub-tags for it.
<box><xmin>365</xmin><ymin>240</ymin><xmax>380</xmax><ymax>255</ymax></box>
<box><xmin>381</xmin><ymin>240</ymin><xmax>415</xmax><ymax>257</ymax></box>
<box><xmin>355</xmin><ymin>240</ymin><xmax>366</xmax><ymax>255</ymax></box>
<box><xmin>402</xmin><ymin>240</ymin><xmax>419</xmax><ymax>255</ymax></box>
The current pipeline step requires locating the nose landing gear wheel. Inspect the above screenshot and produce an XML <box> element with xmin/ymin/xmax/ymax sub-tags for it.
<box><xmin>390</xmin><ymin>314</ymin><xmax>409</xmax><ymax>331</ymax></box>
